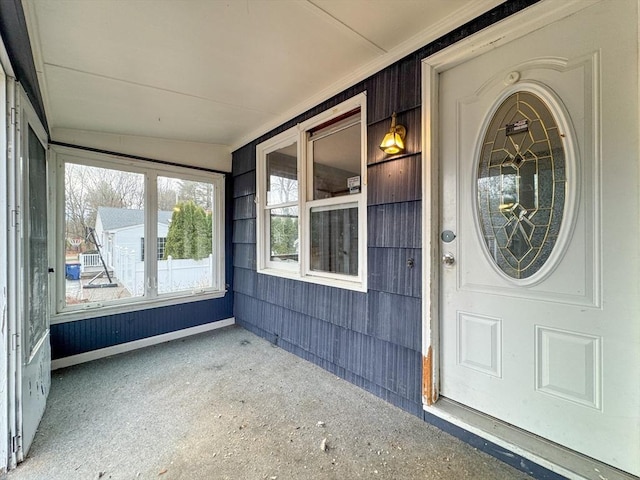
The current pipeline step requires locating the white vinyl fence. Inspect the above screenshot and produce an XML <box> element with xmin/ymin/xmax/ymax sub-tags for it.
<box><xmin>110</xmin><ymin>246</ymin><xmax>213</xmax><ymax>295</ymax></box>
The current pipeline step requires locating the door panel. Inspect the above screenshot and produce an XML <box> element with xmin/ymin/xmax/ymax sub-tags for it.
<box><xmin>17</xmin><ymin>93</ymin><xmax>50</xmax><ymax>460</ymax></box>
<box><xmin>438</xmin><ymin>1</ymin><xmax>639</xmax><ymax>474</ymax></box>
<box><xmin>26</xmin><ymin>126</ymin><xmax>48</xmax><ymax>359</ymax></box>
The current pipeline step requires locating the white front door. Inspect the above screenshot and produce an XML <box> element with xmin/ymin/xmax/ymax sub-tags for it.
<box><xmin>11</xmin><ymin>87</ymin><xmax>51</xmax><ymax>464</ymax></box>
<box><xmin>437</xmin><ymin>0</ymin><xmax>639</xmax><ymax>475</ymax></box>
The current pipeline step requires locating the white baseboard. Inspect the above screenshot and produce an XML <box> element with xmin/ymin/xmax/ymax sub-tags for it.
<box><xmin>51</xmin><ymin>318</ymin><xmax>235</xmax><ymax>370</ymax></box>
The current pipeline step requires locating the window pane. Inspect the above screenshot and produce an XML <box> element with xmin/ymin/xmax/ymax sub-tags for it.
<box><xmin>267</xmin><ymin>143</ymin><xmax>297</xmax><ymax>205</ymax></box>
<box><xmin>157</xmin><ymin>237</ymin><xmax>167</xmax><ymax>260</ymax></box>
<box><xmin>27</xmin><ymin>127</ymin><xmax>48</xmax><ymax>357</ymax></box>
<box><xmin>157</xmin><ymin>176</ymin><xmax>216</xmax><ymax>294</ymax></box>
<box><xmin>269</xmin><ymin>206</ymin><xmax>298</xmax><ymax>263</ymax></box>
<box><xmin>310</xmin><ymin>205</ymin><xmax>358</xmax><ymax>275</ymax></box>
<box><xmin>64</xmin><ymin>163</ymin><xmax>145</xmax><ymax>305</ymax></box>
<box><xmin>310</xmin><ymin>113</ymin><xmax>361</xmax><ymax>200</ymax></box>
<box><xmin>476</xmin><ymin>91</ymin><xmax>566</xmax><ymax>279</ymax></box>
<box><xmin>139</xmin><ymin>237</ymin><xmax>167</xmax><ymax>261</ymax></box>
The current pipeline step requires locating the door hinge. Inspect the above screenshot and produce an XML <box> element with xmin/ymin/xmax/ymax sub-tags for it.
<box><xmin>11</xmin><ymin>208</ymin><xmax>19</xmax><ymax>229</ymax></box>
<box><xmin>11</xmin><ymin>435</ymin><xmax>20</xmax><ymax>454</ymax></box>
<box><xmin>11</xmin><ymin>334</ymin><xmax>18</xmax><ymax>351</ymax></box>
<box><xmin>10</xmin><ymin>107</ymin><xmax>16</xmax><ymax>126</ymax></box>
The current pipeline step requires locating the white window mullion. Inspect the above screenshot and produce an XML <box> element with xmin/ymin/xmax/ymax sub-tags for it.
<box><xmin>305</xmin><ymin>133</ymin><xmax>314</xmax><ymax>205</ymax></box>
<box><xmin>255</xmin><ymin>150</ymin><xmax>265</xmax><ymax>271</ymax></box>
<box><xmin>358</xmin><ymin>99</ymin><xmax>368</xmax><ymax>285</ymax></box>
<box><xmin>256</xmin><ymin>139</ymin><xmax>268</xmax><ymax>272</ymax></box>
<box><xmin>145</xmin><ymin>172</ymin><xmax>158</xmax><ymax>298</ymax></box>
<box><xmin>213</xmin><ymin>180</ymin><xmax>225</xmax><ymax>292</ymax></box>
<box><xmin>298</xmin><ymin>130</ymin><xmax>308</xmax><ymax>277</ymax></box>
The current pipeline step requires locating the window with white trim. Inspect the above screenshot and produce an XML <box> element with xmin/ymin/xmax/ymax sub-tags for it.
<box><xmin>140</xmin><ymin>237</ymin><xmax>167</xmax><ymax>261</ymax></box>
<box><xmin>256</xmin><ymin>93</ymin><xmax>367</xmax><ymax>290</ymax></box>
<box><xmin>53</xmin><ymin>146</ymin><xmax>225</xmax><ymax>320</ymax></box>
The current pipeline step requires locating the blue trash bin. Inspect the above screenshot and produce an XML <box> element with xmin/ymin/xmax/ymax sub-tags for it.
<box><xmin>65</xmin><ymin>263</ymin><xmax>81</xmax><ymax>280</ymax></box>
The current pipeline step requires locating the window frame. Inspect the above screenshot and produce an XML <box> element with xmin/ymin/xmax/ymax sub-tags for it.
<box><xmin>258</xmin><ymin>131</ymin><xmax>301</xmax><ymax>273</ymax></box>
<box><xmin>140</xmin><ymin>237</ymin><xmax>168</xmax><ymax>261</ymax></box>
<box><xmin>256</xmin><ymin>93</ymin><xmax>367</xmax><ymax>291</ymax></box>
<box><xmin>51</xmin><ymin>146</ymin><xmax>226</xmax><ymax>323</ymax></box>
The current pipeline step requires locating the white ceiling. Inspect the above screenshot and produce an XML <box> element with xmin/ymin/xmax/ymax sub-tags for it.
<box><xmin>23</xmin><ymin>0</ymin><xmax>502</xmax><ymax>153</ymax></box>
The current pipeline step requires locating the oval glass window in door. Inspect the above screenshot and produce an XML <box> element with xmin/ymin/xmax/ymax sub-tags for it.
<box><xmin>477</xmin><ymin>90</ymin><xmax>566</xmax><ymax>279</ymax></box>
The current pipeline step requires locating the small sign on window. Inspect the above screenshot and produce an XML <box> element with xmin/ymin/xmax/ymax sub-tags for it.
<box><xmin>506</xmin><ymin>119</ymin><xmax>528</xmax><ymax>136</ymax></box>
<box><xmin>347</xmin><ymin>175</ymin><xmax>361</xmax><ymax>194</ymax></box>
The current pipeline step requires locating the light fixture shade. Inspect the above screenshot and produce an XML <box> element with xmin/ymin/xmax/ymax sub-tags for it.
<box><xmin>379</xmin><ymin>112</ymin><xmax>406</xmax><ymax>154</ymax></box>
<box><xmin>380</xmin><ymin>131</ymin><xmax>405</xmax><ymax>154</ymax></box>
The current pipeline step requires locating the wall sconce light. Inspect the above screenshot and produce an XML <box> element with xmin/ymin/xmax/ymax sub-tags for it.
<box><xmin>379</xmin><ymin>112</ymin><xmax>406</xmax><ymax>155</ymax></box>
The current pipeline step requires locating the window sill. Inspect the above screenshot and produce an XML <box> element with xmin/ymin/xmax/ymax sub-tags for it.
<box><xmin>257</xmin><ymin>267</ymin><xmax>367</xmax><ymax>293</ymax></box>
<box><xmin>51</xmin><ymin>289</ymin><xmax>228</xmax><ymax>324</ymax></box>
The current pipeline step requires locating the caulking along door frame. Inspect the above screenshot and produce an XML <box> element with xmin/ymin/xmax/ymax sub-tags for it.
<box><xmin>419</xmin><ymin>0</ymin><xmax>621</xmax><ymax>478</ymax></box>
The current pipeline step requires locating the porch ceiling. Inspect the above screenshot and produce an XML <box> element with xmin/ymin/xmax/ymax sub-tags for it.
<box><xmin>22</xmin><ymin>0</ymin><xmax>501</xmax><ymax>152</ymax></box>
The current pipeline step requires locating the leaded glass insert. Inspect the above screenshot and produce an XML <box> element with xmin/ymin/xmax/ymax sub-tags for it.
<box><xmin>477</xmin><ymin>91</ymin><xmax>566</xmax><ymax>279</ymax></box>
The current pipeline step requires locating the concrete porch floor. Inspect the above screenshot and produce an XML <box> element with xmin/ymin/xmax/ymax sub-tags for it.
<box><xmin>7</xmin><ymin>325</ymin><xmax>533</xmax><ymax>480</ymax></box>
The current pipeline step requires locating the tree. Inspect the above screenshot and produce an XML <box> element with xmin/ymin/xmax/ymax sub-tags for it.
<box><xmin>65</xmin><ymin>163</ymin><xmax>144</xmax><ymax>249</ymax></box>
<box><xmin>270</xmin><ymin>209</ymin><xmax>298</xmax><ymax>257</ymax></box>
<box><xmin>157</xmin><ymin>176</ymin><xmax>179</xmax><ymax>210</ymax></box>
<box><xmin>64</xmin><ymin>163</ymin><xmax>217</xmax><ymax>254</ymax></box>
<box><xmin>64</xmin><ymin>163</ymin><xmax>93</xmax><ymax>243</ymax></box>
<box><xmin>178</xmin><ymin>180</ymin><xmax>213</xmax><ymax>211</ymax></box>
<box><xmin>164</xmin><ymin>201</ymin><xmax>212</xmax><ymax>260</ymax></box>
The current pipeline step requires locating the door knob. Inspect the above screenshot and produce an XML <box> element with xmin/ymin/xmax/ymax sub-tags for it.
<box><xmin>442</xmin><ymin>253</ymin><xmax>455</xmax><ymax>266</ymax></box>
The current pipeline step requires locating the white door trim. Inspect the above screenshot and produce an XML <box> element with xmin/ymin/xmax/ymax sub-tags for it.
<box><xmin>419</xmin><ymin>0</ymin><xmax>607</xmax><ymax>477</ymax></box>
<box><xmin>6</xmin><ymin>75</ymin><xmax>19</xmax><ymax>471</ymax></box>
<box><xmin>0</xmin><ymin>45</ymin><xmax>12</xmax><ymax>475</ymax></box>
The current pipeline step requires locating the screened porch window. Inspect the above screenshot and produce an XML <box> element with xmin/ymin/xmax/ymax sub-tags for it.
<box><xmin>54</xmin><ymin>147</ymin><xmax>225</xmax><ymax>320</ymax></box>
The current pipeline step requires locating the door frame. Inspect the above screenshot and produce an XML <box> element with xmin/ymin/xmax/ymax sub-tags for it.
<box><xmin>419</xmin><ymin>0</ymin><xmax>630</xmax><ymax>478</ymax></box>
<box><xmin>0</xmin><ymin>37</ymin><xmax>14</xmax><ymax>474</ymax></box>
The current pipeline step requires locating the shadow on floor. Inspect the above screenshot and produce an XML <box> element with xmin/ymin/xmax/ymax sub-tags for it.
<box><xmin>7</xmin><ymin>325</ymin><xmax>533</xmax><ymax>480</ymax></box>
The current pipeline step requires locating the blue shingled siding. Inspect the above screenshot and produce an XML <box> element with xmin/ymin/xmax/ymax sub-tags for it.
<box><xmin>231</xmin><ymin>1</ymin><xmax>538</xmax><ymax>418</ymax></box>
<box><xmin>51</xmin><ymin>175</ymin><xmax>235</xmax><ymax>359</ymax></box>
<box><xmin>231</xmin><ymin>94</ymin><xmax>424</xmax><ymax>413</ymax></box>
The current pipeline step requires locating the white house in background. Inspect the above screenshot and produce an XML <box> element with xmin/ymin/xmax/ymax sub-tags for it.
<box><xmin>93</xmin><ymin>206</ymin><xmax>214</xmax><ymax>296</ymax></box>
<box><xmin>94</xmin><ymin>207</ymin><xmax>173</xmax><ymax>268</ymax></box>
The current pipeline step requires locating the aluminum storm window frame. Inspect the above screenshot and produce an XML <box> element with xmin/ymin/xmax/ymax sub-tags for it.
<box><xmin>51</xmin><ymin>146</ymin><xmax>226</xmax><ymax>322</ymax></box>
<box><xmin>256</xmin><ymin>93</ymin><xmax>367</xmax><ymax>291</ymax></box>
